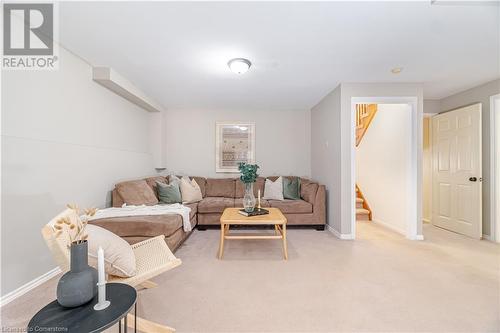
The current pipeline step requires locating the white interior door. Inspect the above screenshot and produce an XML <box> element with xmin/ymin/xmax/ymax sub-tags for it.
<box><xmin>432</xmin><ymin>103</ymin><xmax>482</xmax><ymax>238</ymax></box>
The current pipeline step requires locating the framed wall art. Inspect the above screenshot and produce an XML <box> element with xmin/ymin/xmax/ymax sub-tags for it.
<box><xmin>215</xmin><ymin>122</ymin><xmax>255</xmax><ymax>173</ymax></box>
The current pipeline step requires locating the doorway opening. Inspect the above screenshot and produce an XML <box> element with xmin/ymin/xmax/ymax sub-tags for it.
<box><xmin>351</xmin><ymin>98</ymin><xmax>419</xmax><ymax>240</ymax></box>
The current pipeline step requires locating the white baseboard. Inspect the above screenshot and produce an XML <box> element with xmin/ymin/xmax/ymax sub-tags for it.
<box><xmin>0</xmin><ymin>267</ymin><xmax>61</xmax><ymax>307</ymax></box>
<box><xmin>372</xmin><ymin>218</ymin><xmax>406</xmax><ymax>236</ymax></box>
<box><xmin>372</xmin><ymin>219</ymin><xmax>424</xmax><ymax>240</ymax></box>
<box><xmin>412</xmin><ymin>234</ymin><xmax>425</xmax><ymax>241</ymax></box>
<box><xmin>482</xmin><ymin>234</ymin><xmax>492</xmax><ymax>241</ymax></box>
<box><xmin>326</xmin><ymin>224</ymin><xmax>354</xmax><ymax>240</ymax></box>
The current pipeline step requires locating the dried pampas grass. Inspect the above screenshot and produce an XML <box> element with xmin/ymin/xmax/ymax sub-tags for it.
<box><xmin>53</xmin><ymin>204</ymin><xmax>99</xmax><ymax>245</ymax></box>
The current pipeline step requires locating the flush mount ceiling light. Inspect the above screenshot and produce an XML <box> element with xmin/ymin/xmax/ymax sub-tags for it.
<box><xmin>391</xmin><ymin>67</ymin><xmax>403</xmax><ymax>74</ymax></box>
<box><xmin>228</xmin><ymin>58</ymin><xmax>251</xmax><ymax>74</ymax></box>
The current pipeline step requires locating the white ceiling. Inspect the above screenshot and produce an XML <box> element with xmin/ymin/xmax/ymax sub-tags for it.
<box><xmin>59</xmin><ymin>1</ymin><xmax>499</xmax><ymax>110</ymax></box>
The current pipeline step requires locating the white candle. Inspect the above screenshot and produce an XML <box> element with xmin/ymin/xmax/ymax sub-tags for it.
<box><xmin>97</xmin><ymin>246</ymin><xmax>105</xmax><ymax>283</ymax></box>
<box><xmin>94</xmin><ymin>246</ymin><xmax>110</xmax><ymax>311</ymax></box>
<box><xmin>258</xmin><ymin>190</ymin><xmax>261</xmax><ymax>209</ymax></box>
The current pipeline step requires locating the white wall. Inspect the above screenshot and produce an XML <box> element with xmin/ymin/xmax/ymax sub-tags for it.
<box><xmin>164</xmin><ymin>108</ymin><xmax>311</xmax><ymax>178</ymax></box>
<box><xmin>1</xmin><ymin>46</ymin><xmax>156</xmax><ymax>296</ymax></box>
<box><xmin>495</xmin><ymin>97</ymin><xmax>500</xmax><ymax>242</ymax></box>
<box><xmin>311</xmin><ymin>83</ymin><xmax>423</xmax><ymax>237</ymax></box>
<box><xmin>356</xmin><ymin>104</ymin><xmax>412</xmax><ymax>234</ymax></box>
<box><xmin>424</xmin><ymin>99</ymin><xmax>440</xmax><ymax>114</ymax></box>
<box><xmin>439</xmin><ymin>79</ymin><xmax>500</xmax><ymax>236</ymax></box>
<box><xmin>311</xmin><ymin>85</ymin><xmax>342</xmax><ymax>231</ymax></box>
<box><xmin>150</xmin><ymin>110</ymin><xmax>168</xmax><ymax>169</ymax></box>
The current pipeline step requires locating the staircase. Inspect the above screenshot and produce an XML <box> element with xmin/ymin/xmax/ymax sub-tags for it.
<box><xmin>356</xmin><ymin>184</ymin><xmax>372</xmax><ymax>221</ymax></box>
<box><xmin>356</xmin><ymin>104</ymin><xmax>378</xmax><ymax>147</ymax></box>
<box><xmin>355</xmin><ymin>104</ymin><xmax>377</xmax><ymax>221</ymax></box>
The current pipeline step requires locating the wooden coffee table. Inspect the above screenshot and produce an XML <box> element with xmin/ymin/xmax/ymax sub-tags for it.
<box><xmin>218</xmin><ymin>207</ymin><xmax>288</xmax><ymax>260</ymax></box>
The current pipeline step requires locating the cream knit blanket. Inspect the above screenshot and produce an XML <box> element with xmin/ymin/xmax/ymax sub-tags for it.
<box><xmin>89</xmin><ymin>203</ymin><xmax>192</xmax><ymax>232</ymax></box>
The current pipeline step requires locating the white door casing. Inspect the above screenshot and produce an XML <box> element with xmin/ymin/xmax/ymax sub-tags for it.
<box><xmin>491</xmin><ymin>94</ymin><xmax>500</xmax><ymax>243</ymax></box>
<box><xmin>350</xmin><ymin>97</ymin><xmax>420</xmax><ymax>240</ymax></box>
<box><xmin>432</xmin><ymin>103</ymin><xmax>482</xmax><ymax>238</ymax></box>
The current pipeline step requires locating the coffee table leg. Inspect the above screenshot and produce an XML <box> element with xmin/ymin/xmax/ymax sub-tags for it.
<box><xmin>282</xmin><ymin>223</ymin><xmax>288</xmax><ymax>260</ymax></box>
<box><xmin>218</xmin><ymin>223</ymin><xmax>225</xmax><ymax>259</ymax></box>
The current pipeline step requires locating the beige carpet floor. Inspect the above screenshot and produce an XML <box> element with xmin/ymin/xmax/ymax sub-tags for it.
<box><xmin>2</xmin><ymin>222</ymin><xmax>499</xmax><ymax>332</ymax></box>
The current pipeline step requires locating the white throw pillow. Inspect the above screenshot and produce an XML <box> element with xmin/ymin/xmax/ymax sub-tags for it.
<box><xmin>86</xmin><ymin>224</ymin><xmax>137</xmax><ymax>277</ymax></box>
<box><xmin>179</xmin><ymin>176</ymin><xmax>203</xmax><ymax>203</ymax></box>
<box><xmin>263</xmin><ymin>177</ymin><xmax>284</xmax><ymax>201</ymax></box>
<box><xmin>169</xmin><ymin>175</ymin><xmax>181</xmax><ymax>185</ymax></box>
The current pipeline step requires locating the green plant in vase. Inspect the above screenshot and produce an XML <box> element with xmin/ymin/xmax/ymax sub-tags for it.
<box><xmin>238</xmin><ymin>162</ymin><xmax>260</xmax><ymax>212</ymax></box>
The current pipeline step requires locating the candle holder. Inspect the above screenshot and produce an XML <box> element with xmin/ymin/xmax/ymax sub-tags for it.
<box><xmin>93</xmin><ymin>281</ymin><xmax>110</xmax><ymax>311</ymax></box>
<box><xmin>257</xmin><ymin>190</ymin><xmax>261</xmax><ymax>210</ymax></box>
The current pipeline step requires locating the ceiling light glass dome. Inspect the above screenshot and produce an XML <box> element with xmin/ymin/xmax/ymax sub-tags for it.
<box><xmin>228</xmin><ymin>58</ymin><xmax>251</xmax><ymax>74</ymax></box>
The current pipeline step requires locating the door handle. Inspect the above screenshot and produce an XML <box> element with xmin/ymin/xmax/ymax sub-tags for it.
<box><xmin>469</xmin><ymin>177</ymin><xmax>477</xmax><ymax>182</ymax></box>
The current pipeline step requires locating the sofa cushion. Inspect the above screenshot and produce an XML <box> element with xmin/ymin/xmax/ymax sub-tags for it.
<box><xmin>269</xmin><ymin>199</ymin><xmax>313</xmax><ymax>214</ymax></box>
<box><xmin>235</xmin><ymin>177</ymin><xmax>265</xmax><ymax>198</ymax></box>
<box><xmin>184</xmin><ymin>202</ymin><xmax>198</xmax><ymax>220</ymax></box>
<box><xmin>112</xmin><ymin>189</ymin><xmax>125</xmax><ymax>208</ymax></box>
<box><xmin>198</xmin><ymin>197</ymin><xmax>235</xmax><ymax>213</ymax></box>
<box><xmin>192</xmin><ymin>177</ymin><xmax>207</xmax><ymax>197</ymax></box>
<box><xmin>234</xmin><ymin>198</ymin><xmax>270</xmax><ymax>208</ymax></box>
<box><xmin>205</xmin><ymin>178</ymin><xmax>236</xmax><ymax>197</ymax></box>
<box><xmin>89</xmin><ymin>214</ymin><xmax>182</xmax><ymax>238</ymax></box>
<box><xmin>116</xmin><ymin>180</ymin><xmax>158</xmax><ymax>205</ymax></box>
<box><xmin>300</xmin><ymin>179</ymin><xmax>319</xmax><ymax>203</ymax></box>
<box><xmin>198</xmin><ymin>213</ymin><xmax>222</xmax><ymax>225</ymax></box>
<box><xmin>144</xmin><ymin>176</ymin><xmax>167</xmax><ymax>194</ymax></box>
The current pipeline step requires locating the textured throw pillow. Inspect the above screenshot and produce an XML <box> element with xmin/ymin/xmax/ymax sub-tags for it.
<box><xmin>179</xmin><ymin>177</ymin><xmax>203</xmax><ymax>203</ymax></box>
<box><xmin>116</xmin><ymin>180</ymin><xmax>158</xmax><ymax>205</ymax></box>
<box><xmin>86</xmin><ymin>224</ymin><xmax>137</xmax><ymax>277</ymax></box>
<box><xmin>169</xmin><ymin>175</ymin><xmax>181</xmax><ymax>185</ymax></box>
<box><xmin>283</xmin><ymin>177</ymin><xmax>301</xmax><ymax>200</ymax></box>
<box><xmin>263</xmin><ymin>177</ymin><xmax>284</xmax><ymax>201</ymax></box>
<box><xmin>156</xmin><ymin>181</ymin><xmax>182</xmax><ymax>204</ymax></box>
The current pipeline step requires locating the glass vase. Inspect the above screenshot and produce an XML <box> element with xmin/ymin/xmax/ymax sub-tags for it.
<box><xmin>243</xmin><ymin>182</ymin><xmax>256</xmax><ymax>213</ymax></box>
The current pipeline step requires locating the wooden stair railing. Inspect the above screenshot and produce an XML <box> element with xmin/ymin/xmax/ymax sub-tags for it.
<box><xmin>355</xmin><ymin>104</ymin><xmax>378</xmax><ymax>147</ymax></box>
<box><xmin>355</xmin><ymin>104</ymin><xmax>377</xmax><ymax>222</ymax></box>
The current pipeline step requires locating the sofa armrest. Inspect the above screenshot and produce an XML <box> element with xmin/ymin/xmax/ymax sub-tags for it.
<box><xmin>313</xmin><ymin>185</ymin><xmax>326</xmax><ymax>225</ymax></box>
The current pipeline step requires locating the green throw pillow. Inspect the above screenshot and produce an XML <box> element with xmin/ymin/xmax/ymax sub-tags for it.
<box><xmin>156</xmin><ymin>181</ymin><xmax>182</xmax><ymax>204</ymax></box>
<box><xmin>283</xmin><ymin>177</ymin><xmax>301</xmax><ymax>200</ymax></box>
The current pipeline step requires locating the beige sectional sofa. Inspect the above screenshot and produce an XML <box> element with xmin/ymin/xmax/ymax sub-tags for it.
<box><xmin>90</xmin><ymin>175</ymin><xmax>326</xmax><ymax>252</ymax></box>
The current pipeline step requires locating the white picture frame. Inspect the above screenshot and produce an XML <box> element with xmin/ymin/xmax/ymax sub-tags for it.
<box><xmin>215</xmin><ymin>122</ymin><xmax>255</xmax><ymax>173</ymax></box>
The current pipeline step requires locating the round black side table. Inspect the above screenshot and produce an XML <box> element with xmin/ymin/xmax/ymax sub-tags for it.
<box><xmin>28</xmin><ymin>283</ymin><xmax>137</xmax><ymax>333</ymax></box>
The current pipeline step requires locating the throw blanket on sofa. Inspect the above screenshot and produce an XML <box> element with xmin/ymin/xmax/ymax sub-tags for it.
<box><xmin>89</xmin><ymin>203</ymin><xmax>192</xmax><ymax>232</ymax></box>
